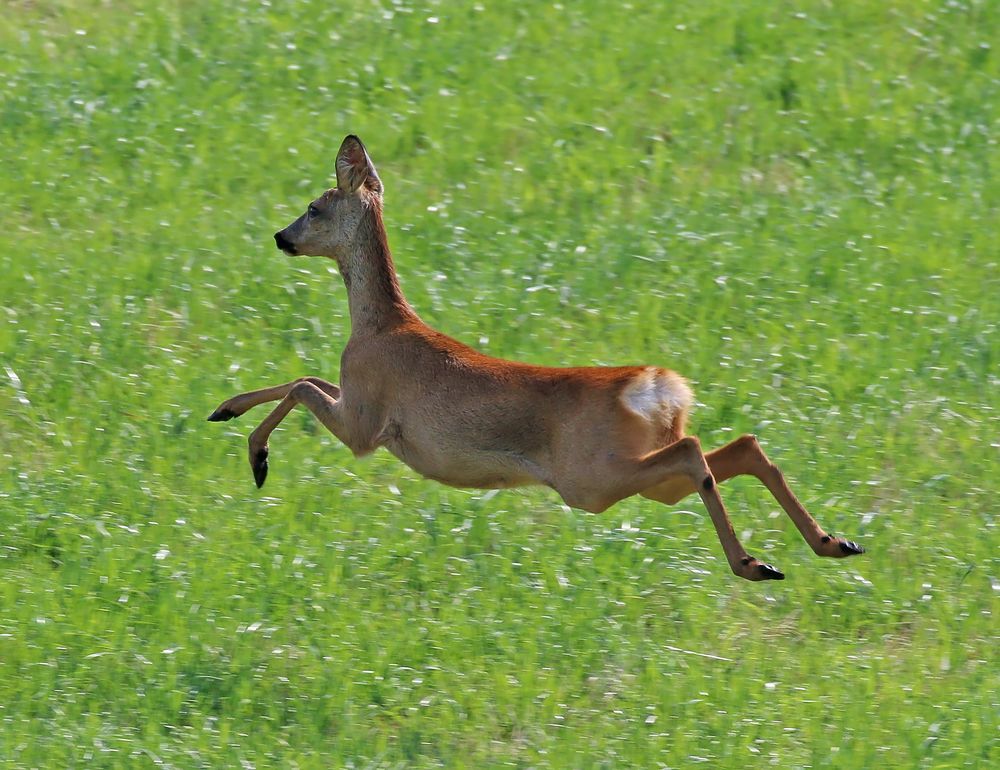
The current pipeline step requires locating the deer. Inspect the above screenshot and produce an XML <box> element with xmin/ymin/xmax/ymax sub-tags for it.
<box><xmin>208</xmin><ymin>135</ymin><xmax>864</xmax><ymax>582</ymax></box>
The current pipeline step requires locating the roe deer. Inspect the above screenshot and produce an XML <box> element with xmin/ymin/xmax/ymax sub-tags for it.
<box><xmin>209</xmin><ymin>135</ymin><xmax>864</xmax><ymax>581</ymax></box>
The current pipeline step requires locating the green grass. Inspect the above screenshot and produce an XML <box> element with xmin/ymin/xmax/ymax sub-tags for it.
<box><xmin>1</xmin><ymin>0</ymin><xmax>997</xmax><ymax>767</ymax></box>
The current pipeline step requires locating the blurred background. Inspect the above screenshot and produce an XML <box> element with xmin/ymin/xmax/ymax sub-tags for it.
<box><xmin>1</xmin><ymin>1</ymin><xmax>996</xmax><ymax>767</ymax></box>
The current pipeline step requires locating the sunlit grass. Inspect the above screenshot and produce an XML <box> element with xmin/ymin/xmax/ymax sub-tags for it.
<box><xmin>1</xmin><ymin>1</ymin><xmax>997</xmax><ymax>767</ymax></box>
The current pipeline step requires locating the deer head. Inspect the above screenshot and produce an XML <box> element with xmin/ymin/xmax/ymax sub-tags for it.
<box><xmin>273</xmin><ymin>135</ymin><xmax>383</xmax><ymax>261</ymax></box>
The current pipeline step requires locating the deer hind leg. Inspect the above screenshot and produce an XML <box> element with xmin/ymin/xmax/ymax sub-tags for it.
<box><xmin>243</xmin><ymin>380</ymin><xmax>356</xmax><ymax>488</ymax></box>
<box><xmin>208</xmin><ymin>377</ymin><xmax>341</xmax><ymax>422</ymax></box>
<box><xmin>642</xmin><ymin>434</ymin><xmax>864</xmax><ymax>559</ymax></box>
<box><xmin>557</xmin><ymin>436</ymin><xmax>784</xmax><ymax>582</ymax></box>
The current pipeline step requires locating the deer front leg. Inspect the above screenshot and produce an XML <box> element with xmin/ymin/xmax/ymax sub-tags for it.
<box><xmin>208</xmin><ymin>377</ymin><xmax>341</xmax><ymax>422</ymax></box>
<box><xmin>246</xmin><ymin>380</ymin><xmax>358</xmax><ymax>488</ymax></box>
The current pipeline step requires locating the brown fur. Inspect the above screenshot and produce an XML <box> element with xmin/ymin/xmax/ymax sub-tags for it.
<box><xmin>210</xmin><ymin>136</ymin><xmax>864</xmax><ymax>581</ymax></box>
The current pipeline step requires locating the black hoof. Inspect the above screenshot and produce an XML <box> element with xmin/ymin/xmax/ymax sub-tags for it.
<box><xmin>742</xmin><ymin>556</ymin><xmax>786</xmax><ymax>581</ymax></box>
<box><xmin>839</xmin><ymin>539</ymin><xmax>865</xmax><ymax>556</ymax></box>
<box><xmin>207</xmin><ymin>407</ymin><xmax>237</xmax><ymax>422</ymax></box>
<box><xmin>252</xmin><ymin>448</ymin><xmax>269</xmax><ymax>488</ymax></box>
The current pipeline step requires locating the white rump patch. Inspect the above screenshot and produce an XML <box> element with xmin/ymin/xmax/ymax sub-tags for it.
<box><xmin>620</xmin><ymin>367</ymin><xmax>693</xmax><ymax>424</ymax></box>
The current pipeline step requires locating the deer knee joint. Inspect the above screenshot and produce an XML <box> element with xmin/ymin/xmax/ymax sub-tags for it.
<box><xmin>289</xmin><ymin>380</ymin><xmax>317</xmax><ymax>400</ymax></box>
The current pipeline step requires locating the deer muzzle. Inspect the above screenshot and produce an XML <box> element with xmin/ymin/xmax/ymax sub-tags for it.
<box><xmin>274</xmin><ymin>230</ymin><xmax>297</xmax><ymax>256</ymax></box>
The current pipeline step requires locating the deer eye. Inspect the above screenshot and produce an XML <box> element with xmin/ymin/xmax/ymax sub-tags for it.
<box><xmin>308</xmin><ymin>204</ymin><xmax>320</xmax><ymax>217</ymax></box>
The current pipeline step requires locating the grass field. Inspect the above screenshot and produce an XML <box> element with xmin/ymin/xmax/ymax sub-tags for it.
<box><xmin>1</xmin><ymin>0</ymin><xmax>997</xmax><ymax>767</ymax></box>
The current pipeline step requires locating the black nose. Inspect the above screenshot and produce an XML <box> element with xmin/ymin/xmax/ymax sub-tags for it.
<box><xmin>274</xmin><ymin>231</ymin><xmax>296</xmax><ymax>254</ymax></box>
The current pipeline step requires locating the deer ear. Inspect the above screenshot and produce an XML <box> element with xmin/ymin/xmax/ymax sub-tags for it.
<box><xmin>335</xmin><ymin>135</ymin><xmax>383</xmax><ymax>195</ymax></box>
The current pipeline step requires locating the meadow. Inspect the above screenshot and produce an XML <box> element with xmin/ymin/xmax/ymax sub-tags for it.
<box><xmin>1</xmin><ymin>0</ymin><xmax>997</xmax><ymax>767</ymax></box>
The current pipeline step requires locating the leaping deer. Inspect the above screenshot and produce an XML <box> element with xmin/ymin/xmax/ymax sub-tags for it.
<box><xmin>209</xmin><ymin>135</ymin><xmax>864</xmax><ymax>581</ymax></box>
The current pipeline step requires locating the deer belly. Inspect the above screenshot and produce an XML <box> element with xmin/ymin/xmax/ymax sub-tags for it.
<box><xmin>382</xmin><ymin>429</ymin><xmax>540</xmax><ymax>489</ymax></box>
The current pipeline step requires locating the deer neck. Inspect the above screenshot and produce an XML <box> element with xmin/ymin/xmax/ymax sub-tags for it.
<box><xmin>340</xmin><ymin>212</ymin><xmax>415</xmax><ymax>334</ymax></box>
